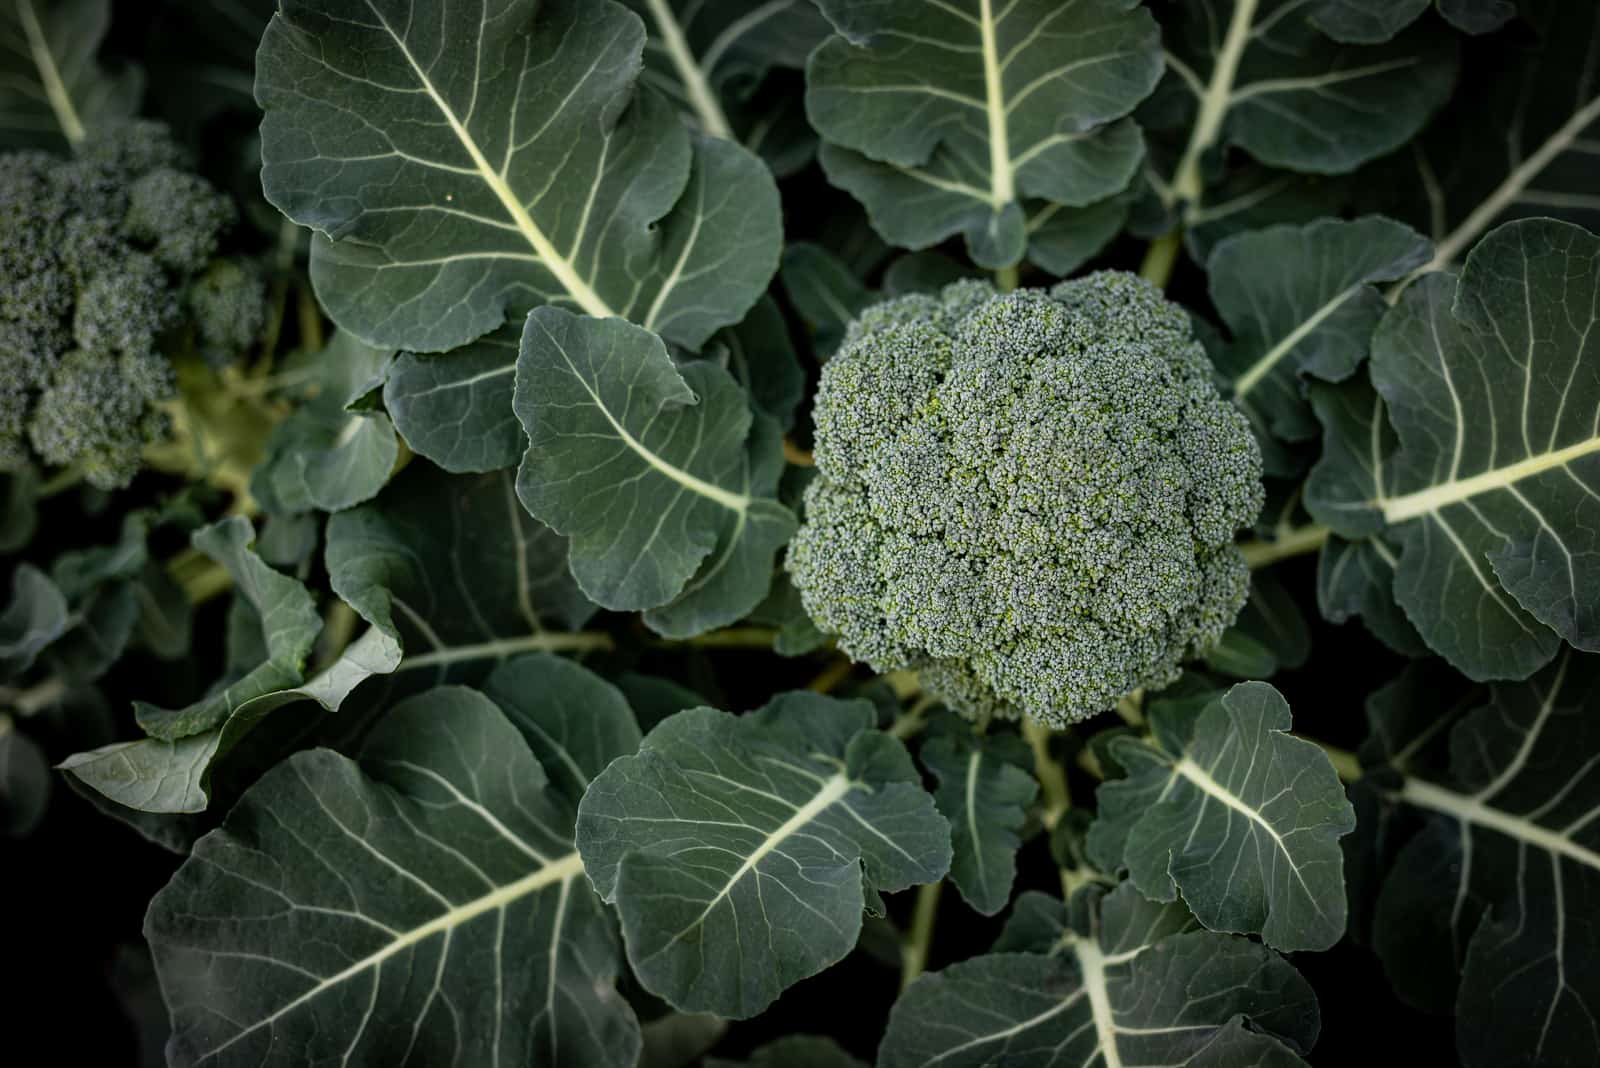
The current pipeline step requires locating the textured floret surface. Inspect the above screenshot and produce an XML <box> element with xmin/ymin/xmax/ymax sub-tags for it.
<box><xmin>787</xmin><ymin>273</ymin><xmax>1264</xmax><ymax>726</ymax></box>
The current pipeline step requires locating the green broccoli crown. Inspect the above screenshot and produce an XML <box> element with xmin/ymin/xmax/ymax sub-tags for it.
<box><xmin>787</xmin><ymin>273</ymin><xmax>1264</xmax><ymax>726</ymax></box>
<box><xmin>0</xmin><ymin>122</ymin><xmax>239</xmax><ymax>489</ymax></box>
<box><xmin>186</xmin><ymin>258</ymin><xmax>267</xmax><ymax>368</ymax></box>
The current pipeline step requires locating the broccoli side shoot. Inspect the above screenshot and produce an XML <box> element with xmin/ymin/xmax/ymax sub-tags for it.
<box><xmin>0</xmin><ymin>122</ymin><xmax>264</xmax><ymax>489</ymax></box>
<box><xmin>787</xmin><ymin>273</ymin><xmax>1264</xmax><ymax>726</ymax></box>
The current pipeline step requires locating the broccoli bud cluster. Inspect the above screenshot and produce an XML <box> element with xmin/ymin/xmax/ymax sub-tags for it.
<box><xmin>0</xmin><ymin>121</ymin><xmax>266</xmax><ymax>488</ymax></box>
<box><xmin>787</xmin><ymin>273</ymin><xmax>1264</xmax><ymax>726</ymax></box>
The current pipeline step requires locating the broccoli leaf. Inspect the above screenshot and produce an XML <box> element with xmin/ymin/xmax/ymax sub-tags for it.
<box><xmin>621</xmin><ymin>0</ymin><xmax>831</xmax><ymax>168</ymax></box>
<box><xmin>575</xmin><ymin>691</ymin><xmax>950</xmax><ymax>1018</ymax></box>
<box><xmin>252</xmin><ymin>331</ymin><xmax>400</xmax><ymax>514</ymax></box>
<box><xmin>382</xmin><ymin>326</ymin><xmax>524</xmax><ymax>474</ymax></box>
<box><xmin>920</xmin><ymin>725</ymin><xmax>1037</xmax><ymax>916</ymax></box>
<box><xmin>1208</xmin><ymin>216</ymin><xmax>1432</xmax><ymax>443</ymax></box>
<box><xmin>132</xmin><ymin>518</ymin><xmax>320</xmax><ymax>740</ymax></box>
<box><xmin>1358</xmin><ymin>0</ymin><xmax>1598</xmax><ymax>270</ymax></box>
<box><xmin>879</xmin><ymin>882</ymin><xmax>1318</xmax><ymax>1068</ymax></box>
<box><xmin>146</xmin><ymin>682</ymin><xmax>641</xmax><ymax>1068</ymax></box>
<box><xmin>1148</xmin><ymin>0</ymin><xmax>1456</xmax><ymax>212</ymax></box>
<box><xmin>514</xmin><ymin>308</ymin><xmax>795</xmax><ymax>621</ymax></box>
<box><xmin>1361</xmin><ymin>650</ymin><xmax>1600</xmax><ymax>1068</ymax></box>
<box><xmin>0</xmin><ymin>563</ymin><xmax>68</xmax><ymax>680</ymax></box>
<box><xmin>805</xmin><ymin>0</ymin><xmax>1162</xmax><ymax>269</ymax></box>
<box><xmin>1090</xmin><ymin>682</ymin><xmax>1356</xmax><ymax>952</ymax></box>
<box><xmin>0</xmin><ymin>719</ymin><xmax>49</xmax><ymax>836</ymax></box>
<box><xmin>779</xmin><ymin>242</ymin><xmax>876</xmax><ymax>359</ymax></box>
<box><xmin>326</xmin><ymin>460</ymin><xmax>598</xmax><ymax>695</ymax></box>
<box><xmin>1316</xmin><ymin>533</ymin><xmax>1428</xmax><ymax>657</ymax></box>
<box><xmin>1306</xmin><ymin>219</ymin><xmax>1600</xmax><ymax>680</ymax></box>
<box><xmin>0</xmin><ymin>0</ymin><xmax>142</xmax><ymax>149</ymax></box>
<box><xmin>255</xmin><ymin>0</ymin><xmax>780</xmax><ymax>354</ymax></box>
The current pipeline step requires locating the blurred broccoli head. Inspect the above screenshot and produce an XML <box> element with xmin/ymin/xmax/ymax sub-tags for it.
<box><xmin>787</xmin><ymin>273</ymin><xmax>1264</xmax><ymax>726</ymax></box>
<box><xmin>0</xmin><ymin>121</ymin><xmax>245</xmax><ymax>489</ymax></box>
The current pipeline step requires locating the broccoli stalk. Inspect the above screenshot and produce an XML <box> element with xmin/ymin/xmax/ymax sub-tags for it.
<box><xmin>787</xmin><ymin>273</ymin><xmax>1265</xmax><ymax>726</ymax></box>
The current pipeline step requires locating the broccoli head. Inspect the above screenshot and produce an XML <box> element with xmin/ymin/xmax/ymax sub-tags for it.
<box><xmin>0</xmin><ymin>122</ymin><xmax>245</xmax><ymax>489</ymax></box>
<box><xmin>786</xmin><ymin>273</ymin><xmax>1264</xmax><ymax>726</ymax></box>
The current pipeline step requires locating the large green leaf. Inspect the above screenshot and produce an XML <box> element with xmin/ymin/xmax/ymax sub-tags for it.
<box><xmin>1208</xmin><ymin>216</ymin><xmax>1431</xmax><ymax>443</ymax></box>
<box><xmin>0</xmin><ymin>0</ymin><xmax>141</xmax><ymax>148</ymax></box>
<box><xmin>879</xmin><ymin>882</ymin><xmax>1319</xmax><ymax>1067</ymax></box>
<box><xmin>1309</xmin><ymin>0</ymin><xmax>1512</xmax><ymax>42</ymax></box>
<box><xmin>514</xmin><ymin>308</ymin><xmax>794</xmax><ymax>623</ymax></box>
<box><xmin>805</xmin><ymin>0</ymin><xmax>1162</xmax><ymax>269</ymax></box>
<box><xmin>327</xmin><ymin>460</ymin><xmax>598</xmax><ymax>694</ymax></box>
<box><xmin>1361</xmin><ymin>0</ymin><xmax>1600</xmax><ymax>274</ymax></box>
<box><xmin>575</xmin><ymin>691</ymin><xmax>950</xmax><ymax>1018</ymax></box>
<box><xmin>1090</xmin><ymin>682</ymin><xmax>1356</xmax><ymax>951</ymax></box>
<box><xmin>1148</xmin><ymin>0</ymin><xmax>1455</xmax><ymax>214</ymax></box>
<box><xmin>1306</xmin><ymin>219</ymin><xmax>1600</xmax><ymax>680</ymax></box>
<box><xmin>1360</xmin><ymin>650</ymin><xmax>1600</xmax><ymax>1068</ymax></box>
<box><xmin>920</xmin><ymin>724</ymin><xmax>1036</xmax><ymax>916</ymax></box>
<box><xmin>146</xmin><ymin>683</ymin><xmax>640</xmax><ymax>1068</ymax></box>
<box><xmin>256</xmin><ymin>0</ymin><xmax>780</xmax><ymax>353</ymax></box>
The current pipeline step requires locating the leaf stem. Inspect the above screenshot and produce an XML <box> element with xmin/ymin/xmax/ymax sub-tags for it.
<box><xmin>806</xmin><ymin>656</ymin><xmax>855</xmax><ymax>694</ymax></box>
<box><xmin>782</xmin><ymin>438</ymin><xmax>814</xmax><ymax>466</ymax></box>
<box><xmin>1138</xmin><ymin>229</ymin><xmax>1183</xmax><ymax>289</ymax></box>
<box><xmin>0</xmin><ymin>675</ymin><xmax>67</xmax><ymax>717</ymax></box>
<box><xmin>1239</xmin><ymin>523</ymin><xmax>1330</xmax><ymax>569</ymax></box>
<box><xmin>35</xmin><ymin>465</ymin><xmax>85</xmax><ymax>499</ymax></box>
<box><xmin>1023</xmin><ymin>717</ymin><xmax>1071</xmax><ymax>829</ymax></box>
<box><xmin>900</xmin><ymin>879</ymin><xmax>943</xmax><ymax>991</ymax></box>
<box><xmin>653</xmin><ymin>626</ymin><xmax>780</xmax><ymax>650</ymax></box>
<box><xmin>890</xmin><ymin>694</ymin><xmax>938</xmax><ymax>741</ymax></box>
<box><xmin>397</xmin><ymin>631</ymin><xmax>615</xmax><ymax>671</ymax></box>
<box><xmin>995</xmin><ymin>263</ymin><xmax>1020</xmax><ymax>292</ymax></box>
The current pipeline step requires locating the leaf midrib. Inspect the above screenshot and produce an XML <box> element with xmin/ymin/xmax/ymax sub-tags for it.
<box><xmin>1378</xmin><ymin>432</ymin><xmax>1600</xmax><ymax>522</ymax></box>
<box><xmin>1399</xmin><ymin>777</ymin><xmax>1600</xmax><ymax>874</ymax></box>
<box><xmin>203</xmin><ymin>850</ymin><xmax>586</xmax><ymax>1058</ymax></box>
<box><xmin>15</xmin><ymin>0</ymin><xmax>84</xmax><ymax>144</ymax></box>
<box><xmin>362</xmin><ymin>0</ymin><xmax>615</xmax><ymax>319</ymax></box>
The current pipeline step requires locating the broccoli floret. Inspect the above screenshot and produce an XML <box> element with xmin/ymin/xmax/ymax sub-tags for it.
<box><xmin>29</xmin><ymin>349</ymin><xmax>172</xmax><ymax>489</ymax></box>
<box><xmin>786</xmin><ymin>273</ymin><xmax>1264</xmax><ymax>726</ymax></box>
<box><xmin>0</xmin><ymin>121</ymin><xmax>241</xmax><ymax>487</ymax></box>
<box><xmin>186</xmin><ymin>259</ymin><xmax>267</xmax><ymax>368</ymax></box>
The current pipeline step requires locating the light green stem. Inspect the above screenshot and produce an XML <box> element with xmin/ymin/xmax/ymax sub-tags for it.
<box><xmin>1023</xmin><ymin>717</ymin><xmax>1071</xmax><ymax>829</ymax></box>
<box><xmin>397</xmin><ymin>632</ymin><xmax>614</xmax><ymax>671</ymax></box>
<box><xmin>995</xmin><ymin>263</ymin><xmax>1020</xmax><ymax>292</ymax></box>
<box><xmin>1239</xmin><ymin>523</ymin><xmax>1330</xmax><ymax>569</ymax></box>
<box><xmin>1139</xmin><ymin>229</ymin><xmax>1183</xmax><ymax>289</ymax></box>
<box><xmin>901</xmin><ymin>879</ymin><xmax>943</xmax><ymax>991</ymax></box>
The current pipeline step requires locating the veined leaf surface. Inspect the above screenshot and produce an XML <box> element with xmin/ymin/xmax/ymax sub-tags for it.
<box><xmin>1208</xmin><ymin>216</ymin><xmax>1431</xmax><ymax>443</ymax></box>
<box><xmin>255</xmin><ymin>0</ymin><xmax>781</xmax><ymax>353</ymax></box>
<box><xmin>805</xmin><ymin>0</ymin><xmax>1162</xmax><ymax>269</ymax></box>
<box><xmin>146</xmin><ymin>684</ymin><xmax>640</xmax><ymax>1068</ymax></box>
<box><xmin>1364</xmin><ymin>0</ymin><xmax>1600</xmax><ymax>276</ymax></box>
<box><xmin>920</xmin><ymin>725</ymin><xmax>1036</xmax><ymax>916</ymax></box>
<box><xmin>879</xmin><ymin>882</ymin><xmax>1319</xmax><ymax>1067</ymax></box>
<box><xmin>1361</xmin><ymin>651</ymin><xmax>1600</xmax><ymax>1068</ymax></box>
<box><xmin>515</xmin><ymin>308</ymin><xmax>795</xmax><ymax>621</ymax></box>
<box><xmin>1307</xmin><ymin>219</ymin><xmax>1600</xmax><ymax>679</ymax></box>
<box><xmin>576</xmin><ymin>692</ymin><xmax>950</xmax><ymax>1018</ymax></box>
<box><xmin>1090</xmin><ymin>682</ymin><xmax>1356</xmax><ymax>951</ymax></box>
<box><xmin>0</xmin><ymin>0</ymin><xmax>141</xmax><ymax>148</ymax></box>
<box><xmin>1148</xmin><ymin>0</ymin><xmax>1455</xmax><ymax>214</ymax></box>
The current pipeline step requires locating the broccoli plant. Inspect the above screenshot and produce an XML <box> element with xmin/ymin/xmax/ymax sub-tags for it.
<box><xmin>4</xmin><ymin>1</ymin><xmax>1600</xmax><ymax>1067</ymax></box>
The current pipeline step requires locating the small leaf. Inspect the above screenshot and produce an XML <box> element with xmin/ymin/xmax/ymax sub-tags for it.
<box><xmin>1316</xmin><ymin>532</ymin><xmax>1428</xmax><ymax>656</ymax></box>
<box><xmin>920</xmin><ymin>727</ymin><xmax>1037</xmax><ymax>916</ymax></box>
<box><xmin>780</xmin><ymin>242</ymin><xmax>876</xmax><ymax>358</ymax></box>
<box><xmin>689</xmin><ymin>294</ymin><xmax>806</xmax><ymax>432</ymax></box>
<box><xmin>146</xmin><ymin>685</ymin><xmax>640</xmax><ymax>1068</ymax></box>
<box><xmin>134</xmin><ymin>519</ymin><xmax>321</xmax><ymax>740</ymax></box>
<box><xmin>0</xmin><ymin>724</ymin><xmax>50</xmax><ymax>836</ymax></box>
<box><xmin>383</xmin><ymin>326</ymin><xmax>523</xmax><ymax>473</ymax></box>
<box><xmin>707</xmin><ymin>1035</ymin><xmax>867</xmax><ymax>1068</ymax></box>
<box><xmin>576</xmin><ymin>691</ymin><xmax>950</xmax><ymax>1018</ymax></box>
<box><xmin>0</xmin><ymin>564</ymin><xmax>69</xmax><ymax>681</ymax></box>
<box><xmin>1091</xmin><ymin>682</ymin><xmax>1356</xmax><ymax>951</ymax></box>
<box><xmin>806</xmin><ymin>0</ymin><xmax>1162</xmax><ymax>268</ymax></box>
<box><xmin>1208</xmin><ymin>216</ymin><xmax>1431</xmax><ymax>443</ymax></box>
<box><xmin>515</xmin><ymin>308</ymin><xmax>794</xmax><ymax>619</ymax></box>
